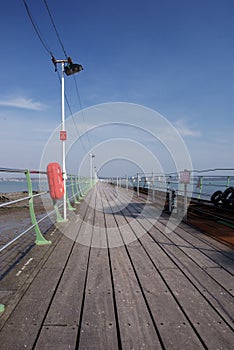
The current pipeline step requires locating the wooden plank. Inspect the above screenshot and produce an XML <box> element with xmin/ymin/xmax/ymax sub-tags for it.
<box><xmin>78</xmin><ymin>186</ymin><xmax>119</xmax><ymax>349</ymax></box>
<box><xmin>109</xmin><ymin>246</ymin><xmax>163</xmax><ymax>349</ymax></box>
<box><xmin>102</xmin><ymin>185</ymin><xmax>163</xmax><ymax>349</ymax></box>
<box><xmin>108</xmin><ymin>187</ymin><xmax>205</xmax><ymax>349</ymax></box>
<box><xmin>161</xmin><ymin>268</ymin><xmax>234</xmax><ymax>349</ymax></box>
<box><xmin>205</xmin><ymin>267</ymin><xmax>234</xmax><ymax>296</ymax></box>
<box><xmin>159</xmin><ymin>218</ymin><xmax>234</xmax><ymax>269</ymax></box>
<box><xmin>125</xmin><ymin>202</ymin><xmax>234</xmax><ymax>328</ymax></box>
<box><xmin>34</xmin><ymin>325</ymin><xmax>78</xmax><ymax>350</ymax></box>
<box><xmin>114</xmin><ymin>190</ymin><xmax>234</xmax><ymax>330</ymax></box>
<box><xmin>42</xmin><ymin>244</ymin><xmax>90</xmax><ymax>326</ymax></box>
<box><xmin>127</xmin><ymin>200</ymin><xmax>234</xmax><ymax>292</ymax></box>
<box><xmin>0</xmin><ymin>190</ymin><xmax>94</xmax><ymax>349</ymax></box>
<box><xmin>35</xmin><ymin>188</ymin><xmax>97</xmax><ymax>349</ymax></box>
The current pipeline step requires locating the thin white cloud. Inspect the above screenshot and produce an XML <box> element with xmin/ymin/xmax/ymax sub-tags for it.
<box><xmin>0</xmin><ymin>96</ymin><xmax>47</xmax><ymax>111</ymax></box>
<box><xmin>174</xmin><ymin>119</ymin><xmax>202</xmax><ymax>137</ymax></box>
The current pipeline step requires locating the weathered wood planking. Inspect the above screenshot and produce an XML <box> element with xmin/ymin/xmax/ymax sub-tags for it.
<box><xmin>78</xmin><ymin>185</ymin><xmax>119</xmax><ymax>350</ymax></box>
<box><xmin>105</xmin><ymin>188</ymin><xmax>205</xmax><ymax>349</ymax></box>
<box><xmin>0</xmin><ymin>182</ymin><xmax>234</xmax><ymax>349</ymax></box>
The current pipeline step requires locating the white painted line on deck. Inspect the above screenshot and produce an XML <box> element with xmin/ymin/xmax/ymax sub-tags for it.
<box><xmin>16</xmin><ymin>257</ymin><xmax>34</xmax><ymax>276</ymax></box>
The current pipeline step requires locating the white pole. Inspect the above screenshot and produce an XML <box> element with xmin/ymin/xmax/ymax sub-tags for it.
<box><xmin>137</xmin><ymin>173</ymin><xmax>139</xmax><ymax>197</ymax></box>
<box><xmin>90</xmin><ymin>153</ymin><xmax>94</xmax><ymax>187</ymax></box>
<box><xmin>61</xmin><ymin>62</ymin><xmax>67</xmax><ymax>220</ymax></box>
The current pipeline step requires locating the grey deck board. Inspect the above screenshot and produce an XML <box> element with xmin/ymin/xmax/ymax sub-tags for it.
<box><xmin>78</xmin><ymin>187</ymin><xmax>119</xmax><ymax>350</ymax></box>
<box><xmin>102</xmin><ymin>187</ymin><xmax>163</xmax><ymax>349</ymax></box>
<box><xmin>119</xmin><ymin>193</ymin><xmax>234</xmax><ymax>331</ymax></box>
<box><xmin>0</xmin><ymin>183</ymin><xmax>234</xmax><ymax>349</ymax></box>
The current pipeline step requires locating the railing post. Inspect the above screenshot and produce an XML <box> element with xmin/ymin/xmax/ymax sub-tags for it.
<box><xmin>0</xmin><ymin>304</ymin><xmax>5</xmax><ymax>314</ymax></box>
<box><xmin>66</xmin><ymin>180</ymin><xmax>76</xmax><ymax>211</ymax></box>
<box><xmin>25</xmin><ymin>170</ymin><xmax>51</xmax><ymax>245</ymax></box>
<box><xmin>226</xmin><ymin>176</ymin><xmax>230</xmax><ymax>188</ymax></box>
<box><xmin>53</xmin><ymin>202</ymin><xmax>65</xmax><ymax>222</ymax></box>
<box><xmin>71</xmin><ymin>175</ymin><xmax>80</xmax><ymax>204</ymax></box>
<box><xmin>137</xmin><ymin>173</ymin><xmax>140</xmax><ymax>197</ymax></box>
<box><xmin>152</xmin><ymin>173</ymin><xmax>155</xmax><ymax>202</ymax></box>
<box><xmin>197</xmin><ymin>176</ymin><xmax>203</xmax><ymax>199</ymax></box>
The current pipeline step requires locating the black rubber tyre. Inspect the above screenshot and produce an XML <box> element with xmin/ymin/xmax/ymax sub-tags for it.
<box><xmin>221</xmin><ymin>187</ymin><xmax>234</xmax><ymax>206</ymax></box>
<box><xmin>210</xmin><ymin>190</ymin><xmax>223</xmax><ymax>204</ymax></box>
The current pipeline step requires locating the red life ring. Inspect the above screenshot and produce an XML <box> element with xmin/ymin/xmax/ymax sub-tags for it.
<box><xmin>47</xmin><ymin>162</ymin><xmax>64</xmax><ymax>200</ymax></box>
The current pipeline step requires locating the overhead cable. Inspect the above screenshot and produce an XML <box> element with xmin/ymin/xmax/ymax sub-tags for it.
<box><xmin>43</xmin><ymin>0</ymin><xmax>68</xmax><ymax>59</ymax></box>
<box><xmin>22</xmin><ymin>0</ymin><xmax>53</xmax><ymax>57</ymax></box>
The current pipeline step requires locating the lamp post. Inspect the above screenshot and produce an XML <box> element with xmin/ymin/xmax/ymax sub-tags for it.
<box><xmin>52</xmin><ymin>57</ymin><xmax>83</xmax><ymax>220</ymax></box>
<box><xmin>89</xmin><ymin>153</ymin><xmax>95</xmax><ymax>187</ymax></box>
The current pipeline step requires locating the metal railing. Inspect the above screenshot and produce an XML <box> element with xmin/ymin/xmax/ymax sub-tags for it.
<box><xmin>106</xmin><ymin>168</ymin><xmax>234</xmax><ymax>211</ymax></box>
<box><xmin>0</xmin><ymin>167</ymin><xmax>94</xmax><ymax>313</ymax></box>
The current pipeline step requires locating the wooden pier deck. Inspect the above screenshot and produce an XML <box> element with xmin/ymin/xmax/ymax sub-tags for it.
<box><xmin>0</xmin><ymin>183</ymin><xmax>234</xmax><ymax>349</ymax></box>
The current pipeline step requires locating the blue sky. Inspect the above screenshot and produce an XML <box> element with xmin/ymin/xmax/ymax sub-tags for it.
<box><xmin>0</xmin><ymin>0</ymin><xmax>234</xmax><ymax>176</ymax></box>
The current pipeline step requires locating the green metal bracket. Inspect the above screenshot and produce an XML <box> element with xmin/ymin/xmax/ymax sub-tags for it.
<box><xmin>197</xmin><ymin>176</ymin><xmax>203</xmax><ymax>200</ymax></box>
<box><xmin>66</xmin><ymin>187</ymin><xmax>76</xmax><ymax>211</ymax></box>
<box><xmin>54</xmin><ymin>203</ymin><xmax>67</xmax><ymax>223</ymax></box>
<box><xmin>0</xmin><ymin>304</ymin><xmax>5</xmax><ymax>314</ymax></box>
<box><xmin>226</xmin><ymin>176</ymin><xmax>230</xmax><ymax>188</ymax></box>
<box><xmin>25</xmin><ymin>170</ymin><xmax>51</xmax><ymax>245</ymax></box>
<box><xmin>75</xmin><ymin>176</ymin><xmax>82</xmax><ymax>200</ymax></box>
<box><xmin>71</xmin><ymin>175</ymin><xmax>80</xmax><ymax>204</ymax></box>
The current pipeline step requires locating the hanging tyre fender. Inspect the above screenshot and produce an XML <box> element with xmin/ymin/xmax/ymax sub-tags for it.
<box><xmin>47</xmin><ymin>162</ymin><xmax>64</xmax><ymax>200</ymax></box>
<box><xmin>221</xmin><ymin>186</ymin><xmax>234</xmax><ymax>205</ymax></box>
<box><xmin>210</xmin><ymin>190</ymin><xmax>223</xmax><ymax>204</ymax></box>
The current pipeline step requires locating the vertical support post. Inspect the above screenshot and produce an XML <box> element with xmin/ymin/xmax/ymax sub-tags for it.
<box><xmin>184</xmin><ymin>183</ymin><xmax>188</xmax><ymax>221</ymax></box>
<box><xmin>66</xmin><ymin>179</ymin><xmax>76</xmax><ymax>211</ymax></box>
<box><xmin>25</xmin><ymin>170</ymin><xmax>51</xmax><ymax>245</ymax></box>
<box><xmin>226</xmin><ymin>176</ymin><xmax>230</xmax><ymax>188</ymax></box>
<box><xmin>126</xmin><ymin>175</ymin><xmax>128</xmax><ymax>190</ymax></box>
<box><xmin>75</xmin><ymin>176</ymin><xmax>81</xmax><ymax>201</ymax></box>
<box><xmin>152</xmin><ymin>173</ymin><xmax>155</xmax><ymax>202</ymax></box>
<box><xmin>54</xmin><ymin>203</ymin><xmax>65</xmax><ymax>223</ymax></box>
<box><xmin>197</xmin><ymin>176</ymin><xmax>203</xmax><ymax>199</ymax></box>
<box><xmin>0</xmin><ymin>304</ymin><xmax>5</xmax><ymax>314</ymax></box>
<box><xmin>137</xmin><ymin>173</ymin><xmax>140</xmax><ymax>197</ymax></box>
<box><xmin>61</xmin><ymin>61</ymin><xmax>67</xmax><ymax>221</ymax></box>
<box><xmin>71</xmin><ymin>175</ymin><xmax>79</xmax><ymax>204</ymax></box>
<box><xmin>116</xmin><ymin>176</ymin><xmax>118</xmax><ymax>188</ymax></box>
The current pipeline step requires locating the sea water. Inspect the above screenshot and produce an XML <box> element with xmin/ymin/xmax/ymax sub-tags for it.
<box><xmin>0</xmin><ymin>181</ymin><xmax>40</xmax><ymax>193</ymax></box>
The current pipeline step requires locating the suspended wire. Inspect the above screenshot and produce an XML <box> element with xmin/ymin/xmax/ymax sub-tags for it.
<box><xmin>22</xmin><ymin>0</ymin><xmax>53</xmax><ymax>57</ymax></box>
<box><xmin>73</xmin><ymin>76</ymin><xmax>91</xmax><ymax>147</ymax></box>
<box><xmin>23</xmin><ymin>0</ymin><xmax>90</xmax><ymax>152</ymax></box>
<box><xmin>42</xmin><ymin>0</ymin><xmax>91</xmax><ymax>149</ymax></box>
<box><xmin>42</xmin><ymin>0</ymin><xmax>68</xmax><ymax>59</ymax></box>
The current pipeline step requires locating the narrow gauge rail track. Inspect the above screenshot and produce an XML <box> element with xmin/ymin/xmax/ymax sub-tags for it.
<box><xmin>186</xmin><ymin>200</ymin><xmax>234</xmax><ymax>248</ymax></box>
<box><xmin>134</xmin><ymin>187</ymin><xmax>234</xmax><ymax>248</ymax></box>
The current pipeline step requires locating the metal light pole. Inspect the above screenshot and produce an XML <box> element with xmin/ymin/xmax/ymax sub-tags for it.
<box><xmin>61</xmin><ymin>61</ymin><xmax>67</xmax><ymax>220</ymax></box>
<box><xmin>89</xmin><ymin>153</ymin><xmax>95</xmax><ymax>187</ymax></box>
<box><xmin>52</xmin><ymin>57</ymin><xmax>83</xmax><ymax>221</ymax></box>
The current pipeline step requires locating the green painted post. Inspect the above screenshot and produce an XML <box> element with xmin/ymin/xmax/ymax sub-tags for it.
<box><xmin>226</xmin><ymin>176</ymin><xmax>230</xmax><ymax>188</ymax></box>
<box><xmin>66</xmin><ymin>181</ymin><xmax>76</xmax><ymax>211</ymax></box>
<box><xmin>0</xmin><ymin>304</ymin><xmax>5</xmax><ymax>314</ymax></box>
<box><xmin>80</xmin><ymin>178</ymin><xmax>86</xmax><ymax>196</ymax></box>
<box><xmin>75</xmin><ymin>176</ymin><xmax>82</xmax><ymax>200</ymax></box>
<box><xmin>54</xmin><ymin>203</ymin><xmax>66</xmax><ymax>222</ymax></box>
<box><xmin>197</xmin><ymin>176</ymin><xmax>203</xmax><ymax>200</ymax></box>
<box><xmin>25</xmin><ymin>170</ymin><xmax>51</xmax><ymax>245</ymax></box>
<box><xmin>71</xmin><ymin>175</ymin><xmax>80</xmax><ymax>204</ymax></box>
